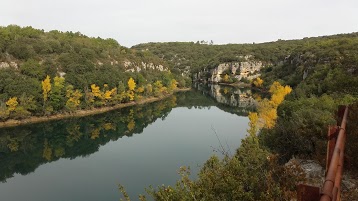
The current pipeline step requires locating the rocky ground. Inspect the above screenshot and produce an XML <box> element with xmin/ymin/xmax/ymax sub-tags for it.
<box><xmin>286</xmin><ymin>158</ymin><xmax>357</xmax><ymax>200</ymax></box>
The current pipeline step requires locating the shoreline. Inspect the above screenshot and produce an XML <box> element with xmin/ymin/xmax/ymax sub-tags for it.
<box><xmin>218</xmin><ymin>82</ymin><xmax>251</xmax><ymax>88</ymax></box>
<box><xmin>0</xmin><ymin>88</ymin><xmax>191</xmax><ymax>128</ymax></box>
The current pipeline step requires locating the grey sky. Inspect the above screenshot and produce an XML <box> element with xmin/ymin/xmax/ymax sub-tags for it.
<box><xmin>1</xmin><ymin>0</ymin><xmax>357</xmax><ymax>47</ymax></box>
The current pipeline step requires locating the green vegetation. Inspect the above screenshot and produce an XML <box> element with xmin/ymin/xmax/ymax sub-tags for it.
<box><xmin>1</xmin><ymin>24</ymin><xmax>358</xmax><ymax>200</ymax></box>
<box><xmin>132</xmin><ymin>40</ymin><xmax>299</xmax><ymax>74</ymax></box>
<box><xmin>129</xmin><ymin>33</ymin><xmax>358</xmax><ymax>200</ymax></box>
<box><xmin>133</xmin><ymin>33</ymin><xmax>358</xmax><ymax>160</ymax></box>
<box><xmin>0</xmin><ymin>25</ymin><xmax>190</xmax><ymax>121</ymax></box>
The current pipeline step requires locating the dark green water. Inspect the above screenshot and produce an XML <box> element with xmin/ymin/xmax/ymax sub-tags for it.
<box><xmin>0</xmin><ymin>86</ymin><xmax>255</xmax><ymax>201</ymax></box>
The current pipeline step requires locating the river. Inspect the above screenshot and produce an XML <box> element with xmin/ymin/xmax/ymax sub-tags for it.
<box><xmin>0</xmin><ymin>85</ymin><xmax>256</xmax><ymax>201</ymax></box>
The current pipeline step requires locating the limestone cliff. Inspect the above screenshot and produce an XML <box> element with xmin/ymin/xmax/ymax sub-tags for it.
<box><xmin>194</xmin><ymin>58</ymin><xmax>265</xmax><ymax>83</ymax></box>
<box><xmin>123</xmin><ymin>61</ymin><xmax>169</xmax><ymax>72</ymax></box>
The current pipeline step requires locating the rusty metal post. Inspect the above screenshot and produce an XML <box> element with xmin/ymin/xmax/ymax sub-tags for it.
<box><xmin>333</xmin><ymin>126</ymin><xmax>346</xmax><ymax>201</ymax></box>
<box><xmin>320</xmin><ymin>106</ymin><xmax>349</xmax><ymax>201</ymax></box>
<box><xmin>326</xmin><ymin>126</ymin><xmax>338</xmax><ymax>175</ymax></box>
<box><xmin>297</xmin><ymin>184</ymin><xmax>320</xmax><ymax>201</ymax></box>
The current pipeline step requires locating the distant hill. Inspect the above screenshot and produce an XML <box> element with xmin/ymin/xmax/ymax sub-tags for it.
<box><xmin>133</xmin><ymin>32</ymin><xmax>358</xmax><ymax>96</ymax></box>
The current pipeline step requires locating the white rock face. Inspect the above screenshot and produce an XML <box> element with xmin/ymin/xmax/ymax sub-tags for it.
<box><xmin>58</xmin><ymin>72</ymin><xmax>66</xmax><ymax>77</ymax></box>
<box><xmin>0</xmin><ymin>62</ymin><xmax>18</xmax><ymax>69</ymax></box>
<box><xmin>209</xmin><ymin>61</ymin><xmax>263</xmax><ymax>82</ymax></box>
<box><xmin>123</xmin><ymin>61</ymin><xmax>168</xmax><ymax>72</ymax></box>
<box><xmin>0</xmin><ymin>62</ymin><xmax>10</xmax><ymax>69</ymax></box>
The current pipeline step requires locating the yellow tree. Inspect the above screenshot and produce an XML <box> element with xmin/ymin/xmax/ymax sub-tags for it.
<box><xmin>269</xmin><ymin>82</ymin><xmax>292</xmax><ymax>107</ymax></box>
<box><xmin>91</xmin><ymin>84</ymin><xmax>102</xmax><ymax>99</ymax></box>
<box><xmin>104</xmin><ymin>88</ymin><xmax>117</xmax><ymax>100</ymax></box>
<box><xmin>257</xmin><ymin>82</ymin><xmax>292</xmax><ymax>129</ymax></box>
<box><xmin>247</xmin><ymin>112</ymin><xmax>259</xmax><ymax>136</ymax></box>
<box><xmin>53</xmin><ymin>76</ymin><xmax>65</xmax><ymax>88</ymax></box>
<box><xmin>42</xmin><ymin>75</ymin><xmax>51</xmax><ymax>102</ymax></box>
<box><xmin>66</xmin><ymin>85</ymin><xmax>83</xmax><ymax>112</ymax></box>
<box><xmin>127</xmin><ymin>91</ymin><xmax>135</xmax><ymax>101</ymax></box>
<box><xmin>6</xmin><ymin>97</ymin><xmax>18</xmax><ymax>112</ymax></box>
<box><xmin>169</xmin><ymin>79</ymin><xmax>177</xmax><ymax>91</ymax></box>
<box><xmin>128</xmin><ymin>77</ymin><xmax>136</xmax><ymax>91</ymax></box>
<box><xmin>253</xmin><ymin>77</ymin><xmax>264</xmax><ymax>88</ymax></box>
<box><xmin>136</xmin><ymin>86</ymin><xmax>145</xmax><ymax>93</ymax></box>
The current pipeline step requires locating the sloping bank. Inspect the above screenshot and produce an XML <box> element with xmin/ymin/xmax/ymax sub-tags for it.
<box><xmin>0</xmin><ymin>88</ymin><xmax>191</xmax><ymax>128</ymax></box>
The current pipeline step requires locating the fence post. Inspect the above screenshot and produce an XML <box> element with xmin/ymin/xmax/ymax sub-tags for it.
<box><xmin>320</xmin><ymin>106</ymin><xmax>349</xmax><ymax>201</ymax></box>
<box><xmin>297</xmin><ymin>184</ymin><xmax>320</xmax><ymax>201</ymax></box>
<box><xmin>326</xmin><ymin>126</ymin><xmax>338</xmax><ymax>175</ymax></box>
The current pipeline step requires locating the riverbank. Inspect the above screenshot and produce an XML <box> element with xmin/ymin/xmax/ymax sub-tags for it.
<box><xmin>218</xmin><ymin>82</ymin><xmax>251</xmax><ymax>88</ymax></box>
<box><xmin>0</xmin><ymin>88</ymin><xmax>191</xmax><ymax>128</ymax></box>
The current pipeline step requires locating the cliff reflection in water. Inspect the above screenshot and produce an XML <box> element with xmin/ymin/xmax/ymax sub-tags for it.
<box><xmin>194</xmin><ymin>83</ymin><xmax>257</xmax><ymax>115</ymax></box>
<box><xmin>0</xmin><ymin>96</ymin><xmax>177</xmax><ymax>182</ymax></box>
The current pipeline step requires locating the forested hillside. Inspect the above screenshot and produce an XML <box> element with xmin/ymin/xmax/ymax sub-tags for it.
<box><xmin>131</xmin><ymin>33</ymin><xmax>358</xmax><ymax>200</ymax></box>
<box><xmin>132</xmin><ymin>39</ymin><xmax>303</xmax><ymax>74</ymax></box>
<box><xmin>134</xmin><ymin>33</ymin><xmax>358</xmax><ymax>94</ymax></box>
<box><xmin>135</xmin><ymin>31</ymin><xmax>358</xmax><ymax>162</ymax></box>
<box><xmin>0</xmin><ymin>25</ymin><xmax>190</xmax><ymax>121</ymax></box>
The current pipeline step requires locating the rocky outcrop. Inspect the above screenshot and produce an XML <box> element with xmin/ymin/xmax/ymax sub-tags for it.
<box><xmin>194</xmin><ymin>58</ymin><xmax>264</xmax><ymax>83</ymax></box>
<box><xmin>123</xmin><ymin>61</ymin><xmax>168</xmax><ymax>72</ymax></box>
<box><xmin>0</xmin><ymin>61</ymin><xmax>18</xmax><ymax>70</ymax></box>
<box><xmin>209</xmin><ymin>61</ymin><xmax>263</xmax><ymax>83</ymax></box>
<box><xmin>286</xmin><ymin>158</ymin><xmax>356</xmax><ymax>191</ymax></box>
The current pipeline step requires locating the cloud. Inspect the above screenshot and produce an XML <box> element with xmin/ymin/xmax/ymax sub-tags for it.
<box><xmin>1</xmin><ymin>0</ymin><xmax>357</xmax><ymax>47</ymax></box>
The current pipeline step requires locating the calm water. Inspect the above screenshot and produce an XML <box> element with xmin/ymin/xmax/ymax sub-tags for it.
<box><xmin>0</xmin><ymin>87</ymin><xmax>255</xmax><ymax>201</ymax></box>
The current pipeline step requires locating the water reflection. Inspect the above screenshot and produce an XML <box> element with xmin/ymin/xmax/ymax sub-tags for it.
<box><xmin>0</xmin><ymin>96</ymin><xmax>177</xmax><ymax>182</ymax></box>
<box><xmin>194</xmin><ymin>83</ymin><xmax>257</xmax><ymax>115</ymax></box>
<box><xmin>0</xmin><ymin>89</ymin><xmax>253</xmax><ymax>200</ymax></box>
<box><xmin>0</xmin><ymin>88</ymin><xmax>254</xmax><ymax>183</ymax></box>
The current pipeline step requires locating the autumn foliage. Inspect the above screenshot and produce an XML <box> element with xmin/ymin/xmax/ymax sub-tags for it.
<box><xmin>42</xmin><ymin>75</ymin><xmax>51</xmax><ymax>102</ymax></box>
<box><xmin>248</xmin><ymin>81</ymin><xmax>292</xmax><ymax>130</ymax></box>
<box><xmin>0</xmin><ymin>74</ymin><xmax>180</xmax><ymax>121</ymax></box>
<box><xmin>252</xmin><ymin>77</ymin><xmax>264</xmax><ymax>88</ymax></box>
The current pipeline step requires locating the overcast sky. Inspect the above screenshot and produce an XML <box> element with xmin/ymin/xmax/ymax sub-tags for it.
<box><xmin>1</xmin><ymin>0</ymin><xmax>357</xmax><ymax>47</ymax></box>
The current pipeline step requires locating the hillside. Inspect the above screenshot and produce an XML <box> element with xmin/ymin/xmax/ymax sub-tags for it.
<box><xmin>132</xmin><ymin>32</ymin><xmax>358</xmax><ymax>200</ymax></box>
<box><xmin>0</xmin><ymin>25</ymin><xmax>190</xmax><ymax>120</ymax></box>
<box><xmin>133</xmin><ymin>33</ymin><xmax>358</xmax><ymax>96</ymax></box>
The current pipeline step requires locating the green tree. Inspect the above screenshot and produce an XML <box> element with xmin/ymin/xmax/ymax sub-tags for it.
<box><xmin>19</xmin><ymin>59</ymin><xmax>46</xmax><ymax>79</ymax></box>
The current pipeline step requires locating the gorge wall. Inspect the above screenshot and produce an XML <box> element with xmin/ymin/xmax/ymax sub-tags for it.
<box><xmin>194</xmin><ymin>58</ymin><xmax>265</xmax><ymax>83</ymax></box>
